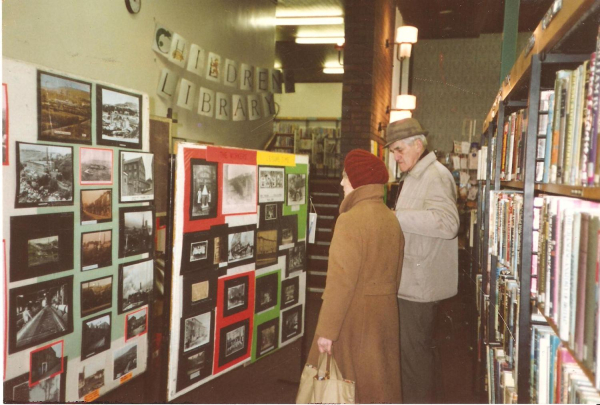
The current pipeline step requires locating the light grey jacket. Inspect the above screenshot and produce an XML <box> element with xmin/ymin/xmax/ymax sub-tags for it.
<box><xmin>395</xmin><ymin>151</ymin><xmax>459</xmax><ymax>302</ymax></box>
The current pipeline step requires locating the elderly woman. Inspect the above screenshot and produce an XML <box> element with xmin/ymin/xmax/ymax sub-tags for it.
<box><xmin>303</xmin><ymin>149</ymin><xmax>404</xmax><ymax>403</ymax></box>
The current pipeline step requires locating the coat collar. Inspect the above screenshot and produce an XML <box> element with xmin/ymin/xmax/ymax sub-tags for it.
<box><xmin>339</xmin><ymin>184</ymin><xmax>385</xmax><ymax>214</ymax></box>
<box><xmin>407</xmin><ymin>151</ymin><xmax>437</xmax><ymax>180</ymax></box>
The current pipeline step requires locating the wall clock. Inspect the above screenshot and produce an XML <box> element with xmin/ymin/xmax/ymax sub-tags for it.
<box><xmin>125</xmin><ymin>0</ymin><xmax>141</xmax><ymax>14</ymax></box>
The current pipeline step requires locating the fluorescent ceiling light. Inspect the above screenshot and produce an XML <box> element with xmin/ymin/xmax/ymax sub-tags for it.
<box><xmin>276</xmin><ymin>16</ymin><xmax>344</xmax><ymax>25</ymax></box>
<box><xmin>323</xmin><ymin>67</ymin><xmax>344</xmax><ymax>74</ymax></box>
<box><xmin>390</xmin><ymin>110</ymin><xmax>412</xmax><ymax>123</ymax></box>
<box><xmin>295</xmin><ymin>37</ymin><xmax>345</xmax><ymax>45</ymax></box>
<box><xmin>396</xmin><ymin>95</ymin><xmax>416</xmax><ymax>110</ymax></box>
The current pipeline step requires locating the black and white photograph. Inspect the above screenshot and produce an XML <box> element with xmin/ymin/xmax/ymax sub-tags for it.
<box><xmin>81</xmin><ymin>230</ymin><xmax>112</xmax><ymax>271</ymax></box>
<box><xmin>119</xmin><ymin>258</ymin><xmax>153</xmax><ymax>314</ymax></box>
<box><xmin>113</xmin><ymin>343</ymin><xmax>138</xmax><ymax>380</ymax></box>
<box><xmin>80</xmin><ymin>276</ymin><xmax>112</xmax><ymax>318</ymax></box>
<box><xmin>223</xmin><ymin>275</ymin><xmax>249</xmax><ymax>318</ymax></box>
<box><xmin>227</xmin><ymin>228</ymin><xmax>255</xmax><ymax>264</ymax></box>
<box><xmin>126</xmin><ymin>307</ymin><xmax>148</xmax><ymax>341</ymax></box>
<box><xmin>287</xmin><ymin>243</ymin><xmax>306</xmax><ymax>276</ymax></box>
<box><xmin>211</xmin><ymin>223</ymin><xmax>229</xmax><ymax>265</ymax></box>
<box><xmin>258</xmin><ymin>167</ymin><xmax>284</xmax><ymax>203</ymax></box>
<box><xmin>256</xmin><ymin>228</ymin><xmax>278</xmax><ymax>268</ymax></box>
<box><xmin>183</xmin><ymin>311</ymin><xmax>212</xmax><ymax>352</ymax></box>
<box><xmin>4</xmin><ymin>367</ymin><xmax>66</xmax><ymax>403</ymax></box>
<box><xmin>255</xmin><ymin>272</ymin><xmax>278</xmax><ymax>313</ymax></box>
<box><xmin>38</xmin><ymin>70</ymin><xmax>92</xmax><ymax>145</ymax></box>
<box><xmin>177</xmin><ymin>347</ymin><xmax>212</xmax><ymax>391</ymax></box>
<box><xmin>190</xmin><ymin>159</ymin><xmax>218</xmax><ymax>220</ymax></box>
<box><xmin>120</xmin><ymin>151</ymin><xmax>154</xmax><ymax>202</ymax></box>
<box><xmin>80</xmin><ymin>147</ymin><xmax>112</xmax><ymax>185</ymax></box>
<box><xmin>218</xmin><ymin>319</ymin><xmax>249</xmax><ymax>367</ymax></box>
<box><xmin>256</xmin><ymin>318</ymin><xmax>279</xmax><ymax>358</ymax></box>
<box><xmin>30</xmin><ymin>340</ymin><xmax>63</xmax><ymax>386</ymax></box>
<box><xmin>97</xmin><ymin>85</ymin><xmax>142</xmax><ymax>149</ymax></box>
<box><xmin>281</xmin><ymin>277</ymin><xmax>299</xmax><ymax>309</ymax></box>
<box><xmin>81</xmin><ymin>189</ymin><xmax>112</xmax><ymax>224</ymax></box>
<box><xmin>282</xmin><ymin>305</ymin><xmax>303</xmax><ymax>342</ymax></box>
<box><xmin>190</xmin><ymin>241</ymin><xmax>208</xmax><ymax>262</ymax></box>
<box><xmin>183</xmin><ymin>271</ymin><xmax>217</xmax><ymax>315</ymax></box>
<box><xmin>119</xmin><ymin>206</ymin><xmax>155</xmax><ymax>258</ymax></box>
<box><xmin>222</xmin><ymin>163</ymin><xmax>257</xmax><ymax>215</ymax></box>
<box><xmin>265</xmin><ymin>204</ymin><xmax>277</xmax><ymax>220</ymax></box>
<box><xmin>9</xmin><ymin>276</ymin><xmax>73</xmax><ymax>354</ymax></box>
<box><xmin>181</xmin><ymin>231</ymin><xmax>214</xmax><ymax>274</ymax></box>
<box><xmin>78</xmin><ymin>356</ymin><xmax>105</xmax><ymax>398</ymax></box>
<box><xmin>279</xmin><ymin>215</ymin><xmax>297</xmax><ymax>246</ymax></box>
<box><xmin>287</xmin><ymin>173</ymin><xmax>306</xmax><ymax>206</ymax></box>
<box><xmin>16</xmin><ymin>142</ymin><xmax>73</xmax><ymax>208</ymax></box>
<box><xmin>81</xmin><ymin>313</ymin><xmax>111</xmax><ymax>360</ymax></box>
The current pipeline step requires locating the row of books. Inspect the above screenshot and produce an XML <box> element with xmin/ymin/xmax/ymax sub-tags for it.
<box><xmin>273</xmin><ymin>135</ymin><xmax>293</xmax><ymax>147</ymax></box>
<box><xmin>273</xmin><ymin>122</ymin><xmax>304</xmax><ymax>136</ymax></box>
<box><xmin>499</xmin><ymin>109</ymin><xmax>528</xmax><ymax>182</ymax></box>
<box><xmin>488</xmin><ymin>345</ymin><xmax>518</xmax><ymax>403</ymax></box>
<box><xmin>488</xmin><ymin>191</ymin><xmax>523</xmax><ymax>275</ymax></box>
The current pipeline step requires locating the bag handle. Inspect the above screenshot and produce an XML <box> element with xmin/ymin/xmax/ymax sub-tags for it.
<box><xmin>316</xmin><ymin>352</ymin><xmax>344</xmax><ymax>381</ymax></box>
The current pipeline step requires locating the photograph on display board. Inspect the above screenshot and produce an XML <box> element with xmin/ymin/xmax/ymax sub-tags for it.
<box><xmin>80</xmin><ymin>147</ymin><xmax>113</xmax><ymax>185</ymax></box>
<box><xmin>30</xmin><ymin>340</ymin><xmax>64</xmax><ymax>386</ymax></box>
<box><xmin>259</xmin><ymin>202</ymin><xmax>282</xmax><ymax>230</ymax></box>
<box><xmin>287</xmin><ymin>242</ymin><xmax>306</xmax><ymax>277</ymax></box>
<box><xmin>113</xmin><ymin>343</ymin><xmax>138</xmax><ymax>380</ymax></box>
<box><xmin>279</xmin><ymin>215</ymin><xmax>297</xmax><ymax>246</ymax></box>
<box><xmin>180</xmin><ymin>230</ymin><xmax>213</xmax><ymax>274</ymax></box>
<box><xmin>281</xmin><ymin>305</ymin><xmax>303</xmax><ymax>343</ymax></box>
<box><xmin>3</xmin><ymin>83</ymin><xmax>8</xmax><ymax>165</ymax></box>
<box><xmin>256</xmin><ymin>318</ymin><xmax>279</xmax><ymax>358</ymax></box>
<box><xmin>256</xmin><ymin>228</ymin><xmax>278</xmax><ymax>269</ymax></box>
<box><xmin>118</xmin><ymin>258</ymin><xmax>153</xmax><ymax>314</ymax></box>
<box><xmin>211</xmin><ymin>222</ymin><xmax>229</xmax><ymax>265</ymax></box>
<box><xmin>81</xmin><ymin>313</ymin><xmax>111</xmax><ymax>360</ymax></box>
<box><xmin>183</xmin><ymin>310</ymin><xmax>212</xmax><ymax>353</ymax></box>
<box><xmin>280</xmin><ymin>276</ymin><xmax>299</xmax><ymax>309</ymax></box>
<box><xmin>255</xmin><ymin>272</ymin><xmax>278</xmax><ymax>313</ymax></box>
<box><xmin>223</xmin><ymin>275</ymin><xmax>249</xmax><ymax>318</ymax></box>
<box><xmin>183</xmin><ymin>271</ymin><xmax>217</xmax><ymax>315</ymax></box>
<box><xmin>227</xmin><ymin>227</ymin><xmax>255</xmax><ymax>265</ymax></box>
<box><xmin>189</xmin><ymin>159</ymin><xmax>218</xmax><ymax>220</ymax></box>
<box><xmin>10</xmin><ymin>212</ymin><xmax>74</xmax><ymax>282</ymax></box>
<box><xmin>37</xmin><ymin>70</ymin><xmax>92</xmax><ymax>145</ymax></box>
<box><xmin>265</xmin><ymin>203</ymin><xmax>278</xmax><ymax>220</ymax></box>
<box><xmin>176</xmin><ymin>346</ymin><xmax>213</xmax><ymax>392</ymax></box>
<box><xmin>8</xmin><ymin>276</ymin><xmax>73</xmax><ymax>354</ymax></box>
<box><xmin>258</xmin><ymin>166</ymin><xmax>284</xmax><ymax>203</ymax></box>
<box><xmin>80</xmin><ymin>189</ymin><xmax>112</xmax><ymax>225</ymax></box>
<box><xmin>222</xmin><ymin>163</ymin><xmax>257</xmax><ymax>215</ymax></box>
<box><xmin>120</xmin><ymin>151</ymin><xmax>154</xmax><ymax>202</ymax></box>
<box><xmin>80</xmin><ymin>276</ymin><xmax>112</xmax><ymax>318</ymax></box>
<box><xmin>126</xmin><ymin>307</ymin><xmax>148</xmax><ymax>341</ymax></box>
<box><xmin>96</xmin><ymin>85</ymin><xmax>142</xmax><ymax>149</ymax></box>
<box><xmin>4</xmin><ymin>359</ymin><xmax>67</xmax><ymax>403</ymax></box>
<box><xmin>81</xmin><ymin>230</ymin><xmax>112</xmax><ymax>271</ymax></box>
<box><xmin>78</xmin><ymin>355</ymin><xmax>105</xmax><ymax>399</ymax></box>
<box><xmin>119</xmin><ymin>206</ymin><xmax>155</xmax><ymax>258</ymax></box>
<box><xmin>218</xmin><ymin>319</ymin><xmax>249</xmax><ymax>367</ymax></box>
<box><xmin>16</xmin><ymin>142</ymin><xmax>73</xmax><ymax>208</ymax></box>
<box><xmin>287</xmin><ymin>173</ymin><xmax>306</xmax><ymax>206</ymax></box>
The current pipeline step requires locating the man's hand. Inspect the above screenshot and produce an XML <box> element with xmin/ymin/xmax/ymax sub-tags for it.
<box><xmin>317</xmin><ymin>337</ymin><xmax>332</xmax><ymax>354</ymax></box>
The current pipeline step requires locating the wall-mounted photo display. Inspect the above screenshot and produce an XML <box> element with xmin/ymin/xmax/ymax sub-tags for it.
<box><xmin>281</xmin><ymin>305</ymin><xmax>303</xmax><ymax>343</ymax></box>
<box><xmin>256</xmin><ymin>228</ymin><xmax>278</xmax><ymax>269</ymax></box>
<box><xmin>3</xmin><ymin>83</ymin><xmax>9</xmax><ymax>166</ymax></box>
<box><xmin>222</xmin><ymin>275</ymin><xmax>249</xmax><ymax>318</ymax></box>
<box><xmin>80</xmin><ymin>147</ymin><xmax>113</xmax><ymax>185</ymax></box>
<box><xmin>113</xmin><ymin>343</ymin><xmax>138</xmax><ymax>380</ymax></box>
<box><xmin>227</xmin><ymin>225</ymin><xmax>256</xmax><ymax>266</ymax></box>
<box><xmin>256</xmin><ymin>318</ymin><xmax>279</xmax><ymax>358</ymax></box>
<box><xmin>81</xmin><ymin>230</ymin><xmax>112</xmax><ymax>271</ymax></box>
<box><xmin>180</xmin><ymin>230</ymin><xmax>213</xmax><ymax>274</ymax></box>
<box><xmin>176</xmin><ymin>345</ymin><xmax>213</xmax><ymax>392</ymax></box>
<box><xmin>8</xmin><ymin>275</ymin><xmax>74</xmax><ymax>354</ymax></box>
<box><xmin>37</xmin><ymin>70</ymin><xmax>92</xmax><ymax>145</ymax></box>
<box><xmin>278</xmin><ymin>215</ymin><xmax>298</xmax><ymax>247</ymax></box>
<box><xmin>255</xmin><ymin>272</ymin><xmax>279</xmax><ymax>313</ymax></box>
<box><xmin>29</xmin><ymin>340</ymin><xmax>64</xmax><ymax>387</ymax></box>
<box><xmin>80</xmin><ymin>189</ymin><xmax>112</xmax><ymax>225</ymax></box>
<box><xmin>78</xmin><ymin>354</ymin><xmax>105</xmax><ymax>399</ymax></box>
<box><xmin>280</xmin><ymin>276</ymin><xmax>299</xmax><ymax>310</ymax></box>
<box><xmin>10</xmin><ymin>212</ymin><xmax>74</xmax><ymax>282</ymax></box>
<box><xmin>119</xmin><ymin>206</ymin><xmax>155</xmax><ymax>259</ymax></box>
<box><xmin>81</xmin><ymin>313</ymin><xmax>111</xmax><ymax>360</ymax></box>
<box><xmin>218</xmin><ymin>318</ymin><xmax>249</xmax><ymax>367</ymax></box>
<box><xmin>287</xmin><ymin>173</ymin><xmax>306</xmax><ymax>206</ymax></box>
<box><xmin>118</xmin><ymin>258</ymin><xmax>153</xmax><ymax>314</ymax></box>
<box><xmin>258</xmin><ymin>166</ymin><xmax>284</xmax><ymax>203</ymax></box>
<box><xmin>125</xmin><ymin>307</ymin><xmax>148</xmax><ymax>341</ymax></box>
<box><xmin>258</xmin><ymin>202</ymin><xmax>282</xmax><ymax>229</ymax></box>
<box><xmin>182</xmin><ymin>310</ymin><xmax>213</xmax><ymax>353</ymax></box>
<box><xmin>80</xmin><ymin>275</ymin><xmax>113</xmax><ymax>318</ymax></box>
<box><xmin>212</xmin><ymin>224</ymin><xmax>229</xmax><ymax>266</ymax></box>
<box><xmin>96</xmin><ymin>85</ymin><xmax>142</xmax><ymax>149</ymax></box>
<box><xmin>189</xmin><ymin>159</ymin><xmax>218</xmax><ymax>220</ymax></box>
<box><xmin>16</xmin><ymin>142</ymin><xmax>74</xmax><ymax>208</ymax></box>
<box><xmin>182</xmin><ymin>270</ymin><xmax>218</xmax><ymax>316</ymax></box>
<box><xmin>222</xmin><ymin>163</ymin><xmax>257</xmax><ymax>215</ymax></box>
<box><xmin>287</xmin><ymin>242</ymin><xmax>306</xmax><ymax>277</ymax></box>
<box><xmin>119</xmin><ymin>151</ymin><xmax>154</xmax><ymax>202</ymax></box>
<box><xmin>3</xmin><ymin>358</ymin><xmax>67</xmax><ymax>403</ymax></box>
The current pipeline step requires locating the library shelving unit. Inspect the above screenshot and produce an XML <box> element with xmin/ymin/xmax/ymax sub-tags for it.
<box><xmin>477</xmin><ymin>0</ymin><xmax>600</xmax><ymax>403</ymax></box>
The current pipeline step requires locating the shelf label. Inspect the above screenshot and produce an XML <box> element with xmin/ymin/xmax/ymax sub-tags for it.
<box><xmin>257</xmin><ymin>151</ymin><xmax>295</xmax><ymax>166</ymax></box>
<box><xmin>84</xmin><ymin>389</ymin><xmax>100</xmax><ymax>403</ymax></box>
<box><xmin>120</xmin><ymin>372</ymin><xmax>133</xmax><ymax>384</ymax></box>
<box><xmin>569</xmin><ymin>189</ymin><xmax>583</xmax><ymax>196</ymax></box>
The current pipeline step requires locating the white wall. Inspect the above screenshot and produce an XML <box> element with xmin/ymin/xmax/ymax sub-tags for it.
<box><xmin>274</xmin><ymin>83</ymin><xmax>342</xmax><ymax>118</ymax></box>
<box><xmin>2</xmin><ymin>0</ymin><xmax>276</xmax><ymax>149</ymax></box>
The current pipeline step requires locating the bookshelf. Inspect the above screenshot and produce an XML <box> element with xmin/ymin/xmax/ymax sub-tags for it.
<box><xmin>477</xmin><ymin>1</ymin><xmax>600</xmax><ymax>403</ymax></box>
<box><xmin>264</xmin><ymin>132</ymin><xmax>295</xmax><ymax>153</ymax></box>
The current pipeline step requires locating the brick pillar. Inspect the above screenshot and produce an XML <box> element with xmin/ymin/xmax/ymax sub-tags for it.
<box><xmin>341</xmin><ymin>0</ymin><xmax>396</xmax><ymax>157</ymax></box>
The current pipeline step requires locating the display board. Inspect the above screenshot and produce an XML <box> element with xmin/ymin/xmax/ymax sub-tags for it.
<box><xmin>166</xmin><ymin>144</ymin><xmax>308</xmax><ymax>400</ymax></box>
<box><xmin>2</xmin><ymin>58</ymin><xmax>152</xmax><ymax>402</ymax></box>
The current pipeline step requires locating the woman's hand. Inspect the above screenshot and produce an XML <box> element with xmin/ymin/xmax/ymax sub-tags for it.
<box><xmin>317</xmin><ymin>337</ymin><xmax>332</xmax><ymax>354</ymax></box>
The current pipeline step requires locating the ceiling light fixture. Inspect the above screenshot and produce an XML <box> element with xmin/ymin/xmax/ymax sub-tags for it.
<box><xmin>276</xmin><ymin>16</ymin><xmax>344</xmax><ymax>26</ymax></box>
<box><xmin>295</xmin><ymin>37</ymin><xmax>345</xmax><ymax>45</ymax></box>
<box><xmin>395</xmin><ymin>26</ymin><xmax>418</xmax><ymax>58</ymax></box>
<box><xmin>323</xmin><ymin>66</ymin><xmax>344</xmax><ymax>74</ymax></box>
<box><xmin>396</xmin><ymin>95</ymin><xmax>416</xmax><ymax>110</ymax></box>
<box><xmin>390</xmin><ymin>110</ymin><xmax>412</xmax><ymax>123</ymax></box>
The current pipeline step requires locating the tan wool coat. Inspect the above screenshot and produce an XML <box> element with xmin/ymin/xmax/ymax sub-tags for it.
<box><xmin>306</xmin><ymin>184</ymin><xmax>404</xmax><ymax>404</ymax></box>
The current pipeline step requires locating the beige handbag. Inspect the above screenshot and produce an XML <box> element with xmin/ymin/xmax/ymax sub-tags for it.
<box><xmin>296</xmin><ymin>352</ymin><xmax>355</xmax><ymax>404</ymax></box>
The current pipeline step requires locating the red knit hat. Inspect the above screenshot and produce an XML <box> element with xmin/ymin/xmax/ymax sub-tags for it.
<box><xmin>344</xmin><ymin>149</ymin><xmax>389</xmax><ymax>188</ymax></box>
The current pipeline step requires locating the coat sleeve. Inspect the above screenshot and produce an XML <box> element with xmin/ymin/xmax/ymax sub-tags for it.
<box><xmin>395</xmin><ymin>169</ymin><xmax>459</xmax><ymax>239</ymax></box>
<box><xmin>314</xmin><ymin>213</ymin><xmax>362</xmax><ymax>341</ymax></box>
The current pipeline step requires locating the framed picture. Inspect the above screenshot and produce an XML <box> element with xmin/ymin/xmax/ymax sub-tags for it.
<box><xmin>189</xmin><ymin>159</ymin><xmax>218</xmax><ymax>220</ymax></box>
<box><xmin>4</xmin><ymin>359</ymin><xmax>67</xmax><ymax>403</ymax></box>
<box><xmin>96</xmin><ymin>85</ymin><xmax>142</xmax><ymax>149</ymax></box>
<box><xmin>8</xmin><ymin>276</ymin><xmax>73</xmax><ymax>354</ymax></box>
<box><xmin>118</xmin><ymin>206</ymin><xmax>155</xmax><ymax>258</ymax></box>
<box><xmin>227</xmin><ymin>226</ymin><xmax>256</xmax><ymax>265</ymax></box>
<box><xmin>287</xmin><ymin>173</ymin><xmax>306</xmax><ymax>206</ymax></box>
<box><xmin>222</xmin><ymin>275</ymin><xmax>249</xmax><ymax>318</ymax></box>
<box><xmin>37</xmin><ymin>70</ymin><xmax>92</xmax><ymax>145</ymax></box>
<box><xmin>210</xmin><ymin>223</ymin><xmax>229</xmax><ymax>266</ymax></box>
<box><xmin>81</xmin><ymin>313</ymin><xmax>111</xmax><ymax>360</ymax></box>
<box><xmin>119</xmin><ymin>151</ymin><xmax>154</xmax><ymax>202</ymax></box>
<box><xmin>255</xmin><ymin>272</ymin><xmax>279</xmax><ymax>313</ymax></box>
<box><xmin>77</xmin><ymin>354</ymin><xmax>105</xmax><ymax>399</ymax></box>
<box><xmin>259</xmin><ymin>202</ymin><xmax>282</xmax><ymax>229</ymax></box>
<box><xmin>81</xmin><ymin>230</ymin><xmax>112</xmax><ymax>271</ymax></box>
<box><xmin>258</xmin><ymin>166</ymin><xmax>284</xmax><ymax>203</ymax></box>
<box><xmin>287</xmin><ymin>243</ymin><xmax>306</xmax><ymax>277</ymax></box>
<box><xmin>222</xmin><ymin>163</ymin><xmax>257</xmax><ymax>215</ymax></box>
<box><xmin>279</xmin><ymin>215</ymin><xmax>298</xmax><ymax>246</ymax></box>
<box><xmin>10</xmin><ymin>212</ymin><xmax>74</xmax><ymax>283</ymax></box>
<box><xmin>29</xmin><ymin>340</ymin><xmax>64</xmax><ymax>387</ymax></box>
<box><xmin>80</xmin><ymin>276</ymin><xmax>113</xmax><ymax>318</ymax></box>
<box><xmin>80</xmin><ymin>189</ymin><xmax>112</xmax><ymax>225</ymax></box>
<box><xmin>256</xmin><ymin>228</ymin><xmax>278</xmax><ymax>269</ymax></box>
<box><xmin>3</xmin><ymin>83</ymin><xmax>9</xmax><ymax>166</ymax></box>
<box><xmin>182</xmin><ymin>310</ymin><xmax>213</xmax><ymax>353</ymax></box>
<box><xmin>281</xmin><ymin>276</ymin><xmax>300</xmax><ymax>309</ymax></box>
<box><xmin>176</xmin><ymin>346</ymin><xmax>213</xmax><ymax>392</ymax></box>
<box><xmin>218</xmin><ymin>318</ymin><xmax>249</xmax><ymax>367</ymax></box>
<box><xmin>180</xmin><ymin>230</ymin><xmax>214</xmax><ymax>274</ymax></box>
<box><xmin>183</xmin><ymin>270</ymin><xmax>218</xmax><ymax>315</ymax></box>
<box><xmin>80</xmin><ymin>147</ymin><xmax>113</xmax><ymax>185</ymax></box>
<box><xmin>118</xmin><ymin>258</ymin><xmax>153</xmax><ymax>314</ymax></box>
<box><xmin>113</xmin><ymin>343</ymin><xmax>138</xmax><ymax>380</ymax></box>
<box><xmin>265</xmin><ymin>203</ymin><xmax>278</xmax><ymax>221</ymax></box>
<box><xmin>256</xmin><ymin>318</ymin><xmax>279</xmax><ymax>358</ymax></box>
<box><xmin>16</xmin><ymin>142</ymin><xmax>74</xmax><ymax>208</ymax></box>
<box><xmin>125</xmin><ymin>307</ymin><xmax>148</xmax><ymax>341</ymax></box>
<box><xmin>281</xmin><ymin>305</ymin><xmax>303</xmax><ymax>343</ymax></box>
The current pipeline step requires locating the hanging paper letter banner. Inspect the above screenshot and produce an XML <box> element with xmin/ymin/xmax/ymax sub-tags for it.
<box><xmin>198</xmin><ymin>87</ymin><xmax>215</xmax><ymax>117</ymax></box>
<box><xmin>206</xmin><ymin>52</ymin><xmax>222</xmax><ymax>83</ymax></box>
<box><xmin>247</xmin><ymin>94</ymin><xmax>261</xmax><ymax>121</ymax></box>
<box><xmin>256</xmin><ymin>68</ymin><xmax>269</xmax><ymax>92</ymax></box>
<box><xmin>271</xmin><ymin>69</ymin><xmax>282</xmax><ymax>94</ymax></box>
<box><xmin>232</xmin><ymin>94</ymin><xmax>248</xmax><ymax>122</ymax></box>
<box><xmin>225</xmin><ymin>59</ymin><xmax>238</xmax><ymax>88</ymax></box>
<box><xmin>187</xmin><ymin>44</ymin><xmax>206</xmax><ymax>76</ymax></box>
<box><xmin>240</xmin><ymin>63</ymin><xmax>254</xmax><ymax>92</ymax></box>
<box><xmin>261</xmin><ymin>92</ymin><xmax>276</xmax><ymax>117</ymax></box>
<box><xmin>169</xmin><ymin>33</ymin><xmax>188</xmax><ymax>68</ymax></box>
<box><xmin>177</xmin><ymin>78</ymin><xmax>197</xmax><ymax>111</ymax></box>
<box><xmin>152</xmin><ymin>23</ymin><xmax>173</xmax><ymax>56</ymax></box>
<box><xmin>216</xmin><ymin>92</ymin><xmax>230</xmax><ymax>121</ymax></box>
<box><xmin>157</xmin><ymin>68</ymin><xmax>179</xmax><ymax>100</ymax></box>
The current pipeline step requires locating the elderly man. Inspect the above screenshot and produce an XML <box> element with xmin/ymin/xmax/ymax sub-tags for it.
<box><xmin>385</xmin><ymin>117</ymin><xmax>460</xmax><ymax>404</ymax></box>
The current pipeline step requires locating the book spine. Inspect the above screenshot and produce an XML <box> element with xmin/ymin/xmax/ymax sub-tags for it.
<box><xmin>551</xmin><ymin>77</ymin><xmax>564</xmax><ymax>183</ymax></box>
<box><xmin>544</xmin><ymin>94</ymin><xmax>555</xmax><ymax>183</ymax></box>
<box><xmin>575</xmin><ymin>212</ymin><xmax>589</xmax><ymax>360</ymax></box>
<box><xmin>560</xmin><ymin>208</ymin><xmax>574</xmax><ymax>341</ymax></box>
<box><xmin>571</xmin><ymin>64</ymin><xmax>587</xmax><ymax>185</ymax></box>
<box><xmin>563</xmin><ymin>71</ymin><xmax>577</xmax><ymax>185</ymax></box>
<box><xmin>507</xmin><ymin>114</ymin><xmax>516</xmax><ymax>181</ymax></box>
<box><xmin>582</xmin><ymin>59</ymin><xmax>594</xmax><ymax>185</ymax></box>
<box><xmin>584</xmin><ymin>216</ymin><xmax>599</xmax><ymax>370</ymax></box>
<box><xmin>558</xmin><ymin>76</ymin><xmax>571</xmax><ymax>183</ymax></box>
<box><xmin>501</xmin><ymin>122</ymin><xmax>509</xmax><ymax>181</ymax></box>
